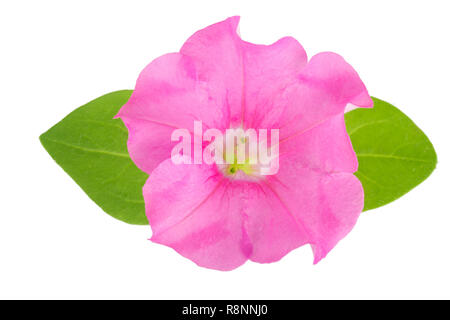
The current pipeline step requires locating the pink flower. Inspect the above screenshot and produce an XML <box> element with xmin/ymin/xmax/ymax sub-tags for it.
<box><xmin>116</xmin><ymin>16</ymin><xmax>372</xmax><ymax>270</ymax></box>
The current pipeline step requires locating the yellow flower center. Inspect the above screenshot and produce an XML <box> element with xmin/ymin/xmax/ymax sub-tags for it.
<box><xmin>226</xmin><ymin>157</ymin><xmax>253</xmax><ymax>176</ymax></box>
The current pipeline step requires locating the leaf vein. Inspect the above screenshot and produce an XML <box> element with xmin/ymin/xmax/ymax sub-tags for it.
<box><xmin>357</xmin><ymin>153</ymin><xmax>432</xmax><ymax>163</ymax></box>
<box><xmin>42</xmin><ymin>137</ymin><xmax>130</xmax><ymax>158</ymax></box>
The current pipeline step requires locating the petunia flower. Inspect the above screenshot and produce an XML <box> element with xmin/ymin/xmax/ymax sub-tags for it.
<box><xmin>116</xmin><ymin>16</ymin><xmax>373</xmax><ymax>271</ymax></box>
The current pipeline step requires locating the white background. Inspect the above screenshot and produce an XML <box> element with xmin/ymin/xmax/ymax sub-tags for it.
<box><xmin>1</xmin><ymin>0</ymin><xmax>449</xmax><ymax>299</ymax></box>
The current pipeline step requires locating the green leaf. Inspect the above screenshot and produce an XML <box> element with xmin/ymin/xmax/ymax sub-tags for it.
<box><xmin>40</xmin><ymin>90</ymin><xmax>149</xmax><ymax>225</ymax></box>
<box><xmin>345</xmin><ymin>97</ymin><xmax>437</xmax><ymax>211</ymax></box>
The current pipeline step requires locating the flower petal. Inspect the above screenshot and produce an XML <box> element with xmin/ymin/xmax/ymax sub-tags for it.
<box><xmin>180</xmin><ymin>16</ymin><xmax>243</xmax><ymax>125</ymax></box>
<box><xmin>144</xmin><ymin>158</ymin><xmax>251</xmax><ymax>271</ymax></box>
<box><xmin>241</xmin><ymin>37</ymin><xmax>308</xmax><ymax>129</ymax></box>
<box><xmin>117</xmin><ymin>53</ymin><xmax>228</xmax><ymax>173</ymax></box>
<box><xmin>181</xmin><ymin>17</ymin><xmax>310</xmax><ymax>129</ymax></box>
<box><xmin>267</xmin><ymin>157</ymin><xmax>364</xmax><ymax>263</ymax></box>
<box><xmin>279</xmin><ymin>114</ymin><xmax>358</xmax><ymax>173</ymax></box>
<box><xmin>236</xmin><ymin>182</ymin><xmax>308</xmax><ymax>263</ymax></box>
<box><xmin>259</xmin><ymin>52</ymin><xmax>372</xmax><ymax>139</ymax></box>
<box><xmin>119</xmin><ymin>118</ymin><xmax>176</xmax><ymax>174</ymax></box>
